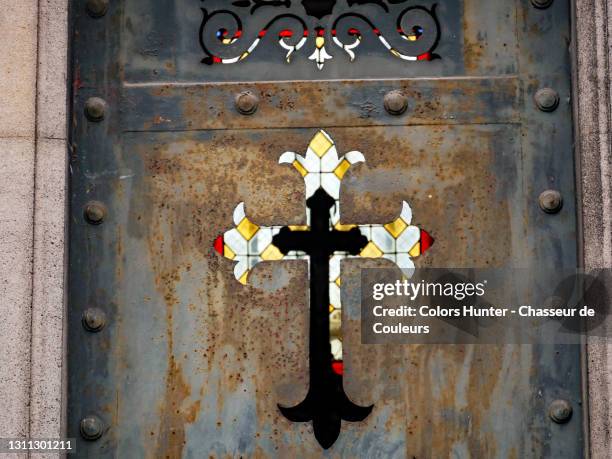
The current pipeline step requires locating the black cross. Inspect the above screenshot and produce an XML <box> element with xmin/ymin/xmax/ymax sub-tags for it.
<box><xmin>273</xmin><ymin>187</ymin><xmax>373</xmax><ymax>449</ymax></box>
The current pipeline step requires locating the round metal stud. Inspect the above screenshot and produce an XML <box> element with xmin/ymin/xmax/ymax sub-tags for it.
<box><xmin>235</xmin><ymin>91</ymin><xmax>259</xmax><ymax>115</ymax></box>
<box><xmin>538</xmin><ymin>190</ymin><xmax>563</xmax><ymax>214</ymax></box>
<box><xmin>86</xmin><ymin>0</ymin><xmax>109</xmax><ymax>17</ymax></box>
<box><xmin>82</xmin><ymin>308</ymin><xmax>107</xmax><ymax>332</ymax></box>
<box><xmin>549</xmin><ymin>399</ymin><xmax>573</xmax><ymax>424</ymax></box>
<box><xmin>84</xmin><ymin>97</ymin><xmax>107</xmax><ymax>122</ymax></box>
<box><xmin>80</xmin><ymin>415</ymin><xmax>103</xmax><ymax>440</ymax></box>
<box><xmin>531</xmin><ymin>0</ymin><xmax>554</xmax><ymax>8</ymax></box>
<box><xmin>384</xmin><ymin>90</ymin><xmax>408</xmax><ymax>116</ymax></box>
<box><xmin>534</xmin><ymin>88</ymin><xmax>560</xmax><ymax>112</ymax></box>
<box><xmin>84</xmin><ymin>201</ymin><xmax>107</xmax><ymax>225</ymax></box>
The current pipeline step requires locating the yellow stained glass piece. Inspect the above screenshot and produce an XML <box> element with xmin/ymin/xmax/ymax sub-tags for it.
<box><xmin>335</xmin><ymin>277</ymin><xmax>341</xmax><ymax>287</ymax></box>
<box><xmin>236</xmin><ymin>217</ymin><xmax>259</xmax><ymax>241</ymax></box>
<box><xmin>390</xmin><ymin>49</ymin><xmax>401</xmax><ymax>57</ymax></box>
<box><xmin>360</xmin><ymin>241</ymin><xmax>384</xmax><ymax>258</ymax></box>
<box><xmin>289</xmin><ymin>225</ymin><xmax>309</xmax><ymax>231</ymax></box>
<box><xmin>240</xmin><ymin>52</ymin><xmax>249</xmax><ymax>60</ymax></box>
<box><xmin>239</xmin><ymin>270</ymin><xmax>249</xmax><ymax>285</ymax></box>
<box><xmin>315</xmin><ymin>36</ymin><xmax>325</xmax><ymax>48</ymax></box>
<box><xmin>261</xmin><ymin>244</ymin><xmax>284</xmax><ymax>261</ymax></box>
<box><xmin>334</xmin><ymin>159</ymin><xmax>351</xmax><ymax>179</ymax></box>
<box><xmin>329</xmin><ymin>304</ymin><xmax>335</xmax><ymax>313</ymax></box>
<box><xmin>293</xmin><ymin>160</ymin><xmax>308</xmax><ymax>177</ymax></box>
<box><xmin>223</xmin><ymin>244</ymin><xmax>236</xmax><ymax>260</ymax></box>
<box><xmin>385</xmin><ymin>217</ymin><xmax>408</xmax><ymax>238</ymax></box>
<box><xmin>409</xmin><ymin>241</ymin><xmax>421</xmax><ymax>257</ymax></box>
<box><xmin>334</xmin><ymin>222</ymin><xmax>356</xmax><ymax>231</ymax></box>
<box><xmin>310</xmin><ymin>131</ymin><xmax>333</xmax><ymax>157</ymax></box>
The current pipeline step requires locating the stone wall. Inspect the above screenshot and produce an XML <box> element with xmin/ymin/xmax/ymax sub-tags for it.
<box><xmin>0</xmin><ymin>1</ymin><xmax>67</xmax><ymax>458</ymax></box>
<box><xmin>576</xmin><ymin>0</ymin><xmax>612</xmax><ymax>457</ymax></box>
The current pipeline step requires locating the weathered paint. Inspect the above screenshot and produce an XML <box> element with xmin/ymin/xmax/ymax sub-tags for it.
<box><xmin>68</xmin><ymin>0</ymin><xmax>583</xmax><ymax>457</ymax></box>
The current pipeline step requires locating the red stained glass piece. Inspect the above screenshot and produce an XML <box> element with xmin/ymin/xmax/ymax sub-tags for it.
<box><xmin>420</xmin><ymin>229</ymin><xmax>434</xmax><ymax>253</ymax></box>
<box><xmin>417</xmin><ymin>52</ymin><xmax>432</xmax><ymax>61</ymax></box>
<box><xmin>213</xmin><ymin>235</ymin><xmax>224</xmax><ymax>255</ymax></box>
<box><xmin>279</xmin><ymin>29</ymin><xmax>293</xmax><ymax>38</ymax></box>
<box><xmin>348</xmin><ymin>28</ymin><xmax>360</xmax><ymax>35</ymax></box>
<box><xmin>212</xmin><ymin>56</ymin><xmax>222</xmax><ymax>64</ymax></box>
<box><xmin>332</xmin><ymin>361</ymin><xmax>343</xmax><ymax>375</ymax></box>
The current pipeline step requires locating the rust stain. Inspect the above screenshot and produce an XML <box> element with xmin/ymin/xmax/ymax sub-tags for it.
<box><xmin>154</xmin><ymin>354</ymin><xmax>200</xmax><ymax>459</ymax></box>
<box><xmin>124</xmin><ymin>122</ymin><xmax>519</xmax><ymax>456</ymax></box>
<box><xmin>126</xmin><ymin>77</ymin><xmax>523</xmax><ymax>133</ymax></box>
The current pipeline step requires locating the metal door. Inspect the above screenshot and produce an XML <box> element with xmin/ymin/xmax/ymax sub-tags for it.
<box><xmin>68</xmin><ymin>0</ymin><xmax>583</xmax><ymax>457</ymax></box>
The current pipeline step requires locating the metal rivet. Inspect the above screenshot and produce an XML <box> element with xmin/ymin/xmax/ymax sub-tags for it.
<box><xmin>235</xmin><ymin>91</ymin><xmax>259</xmax><ymax>115</ymax></box>
<box><xmin>539</xmin><ymin>190</ymin><xmax>563</xmax><ymax>214</ymax></box>
<box><xmin>82</xmin><ymin>308</ymin><xmax>106</xmax><ymax>332</ymax></box>
<box><xmin>549</xmin><ymin>399</ymin><xmax>573</xmax><ymax>424</ymax></box>
<box><xmin>84</xmin><ymin>97</ymin><xmax>107</xmax><ymax>121</ymax></box>
<box><xmin>84</xmin><ymin>201</ymin><xmax>107</xmax><ymax>225</ymax></box>
<box><xmin>384</xmin><ymin>90</ymin><xmax>408</xmax><ymax>116</ymax></box>
<box><xmin>86</xmin><ymin>0</ymin><xmax>109</xmax><ymax>17</ymax></box>
<box><xmin>534</xmin><ymin>88</ymin><xmax>560</xmax><ymax>112</ymax></box>
<box><xmin>80</xmin><ymin>415</ymin><xmax>103</xmax><ymax>440</ymax></box>
<box><xmin>531</xmin><ymin>0</ymin><xmax>553</xmax><ymax>8</ymax></box>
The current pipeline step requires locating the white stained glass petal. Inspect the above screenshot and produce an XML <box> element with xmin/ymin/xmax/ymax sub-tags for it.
<box><xmin>329</xmin><ymin>255</ymin><xmax>342</xmax><ymax>280</ymax></box>
<box><xmin>300</xmin><ymin>150</ymin><xmax>322</xmax><ymax>173</ymax></box>
<box><xmin>233</xmin><ymin>202</ymin><xmax>246</xmax><ymax>226</ymax></box>
<box><xmin>303</xmin><ymin>173</ymin><xmax>321</xmax><ymax>200</ymax></box>
<box><xmin>395</xmin><ymin>253</ymin><xmax>415</xmax><ymax>277</ymax></box>
<box><xmin>233</xmin><ymin>261</ymin><xmax>248</xmax><ymax>281</ymax></box>
<box><xmin>358</xmin><ymin>225</ymin><xmax>373</xmax><ymax>241</ymax></box>
<box><xmin>396</xmin><ymin>226</ymin><xmax>420</xmax><ymax>253</ymax></box>
<box><xmin>248</xmin><ymin>256</ymin><xmax>262</xmax><ymax>270</ymax></box>
<box><xmin>321</xmin><ymin>173</ymin><xmax>341</xmax><ymax>199</ymax></box>
<box><xmin>321</xmin><ymin>145</ymin><xmax>341</xmax><ymax>172</ymax></box>
<box><xmin>399</xmin><ymin>200</ymin><xmax>413</xmax><ymax>225</ymax></box>
<box><xmin>329</xmin><ymin>282</ymin><xmax>341</xmax><ymax>309</ymax></box>
<box><xmin>344</xmin><ymin>150</ymin><xmax>365</xmax><ymax>165</ymax></box>
<box><xmin>248</xmin><ymin>228</ymin><xmax>273</xmax><ymax>255</ymax></box>
<box><xmin>224</xmin><ymin>229</ymin><xmax>248</xmax><ymax>256</ymax></box>
<box><xmin>371</xmin><ymin>226</ymin><xmax>396</xmax><ymax>253</ymax></box>
<box><xmin>278</xmin><ymin>151</ymin><xmax>297</xmax><ymax>165</ymax></box>
<box><xmin>382</xmin><ymin>253</ymin><xmax>398</xmax><ymax>265</ymax></box>
<box><xmin>331</xmin><ymin>338</ymin><xmax>343</xmax><ymax>361</ymax></box>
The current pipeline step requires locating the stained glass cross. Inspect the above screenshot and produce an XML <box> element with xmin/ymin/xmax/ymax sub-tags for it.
<box><xmin>213</xmin><ymin>130</ymin><xmax>434</xmax><ymax>448</ymax></box>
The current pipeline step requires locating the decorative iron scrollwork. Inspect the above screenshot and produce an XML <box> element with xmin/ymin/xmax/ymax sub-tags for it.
<box><xmin>200</xmin><ymin>1</ymin><xmax>440</xmax><ymax>70</ymax></box>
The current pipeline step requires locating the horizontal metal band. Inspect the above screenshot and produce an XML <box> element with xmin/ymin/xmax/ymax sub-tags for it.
<box><xmin>120</xmin><ymin>76</ymin><xmax>520</xmax><ymax>132</ymax></box>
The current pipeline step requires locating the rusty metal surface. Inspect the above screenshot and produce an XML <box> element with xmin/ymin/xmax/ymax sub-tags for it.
<box><xmin>121</xmin><ymin>77</ymin><xmax>520</xmax><ymax>132</ymax></box>
<box><xmin>68</xmin><ymin>0</ymin><xmax>583</xmax><ymax>457</ymax></box>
